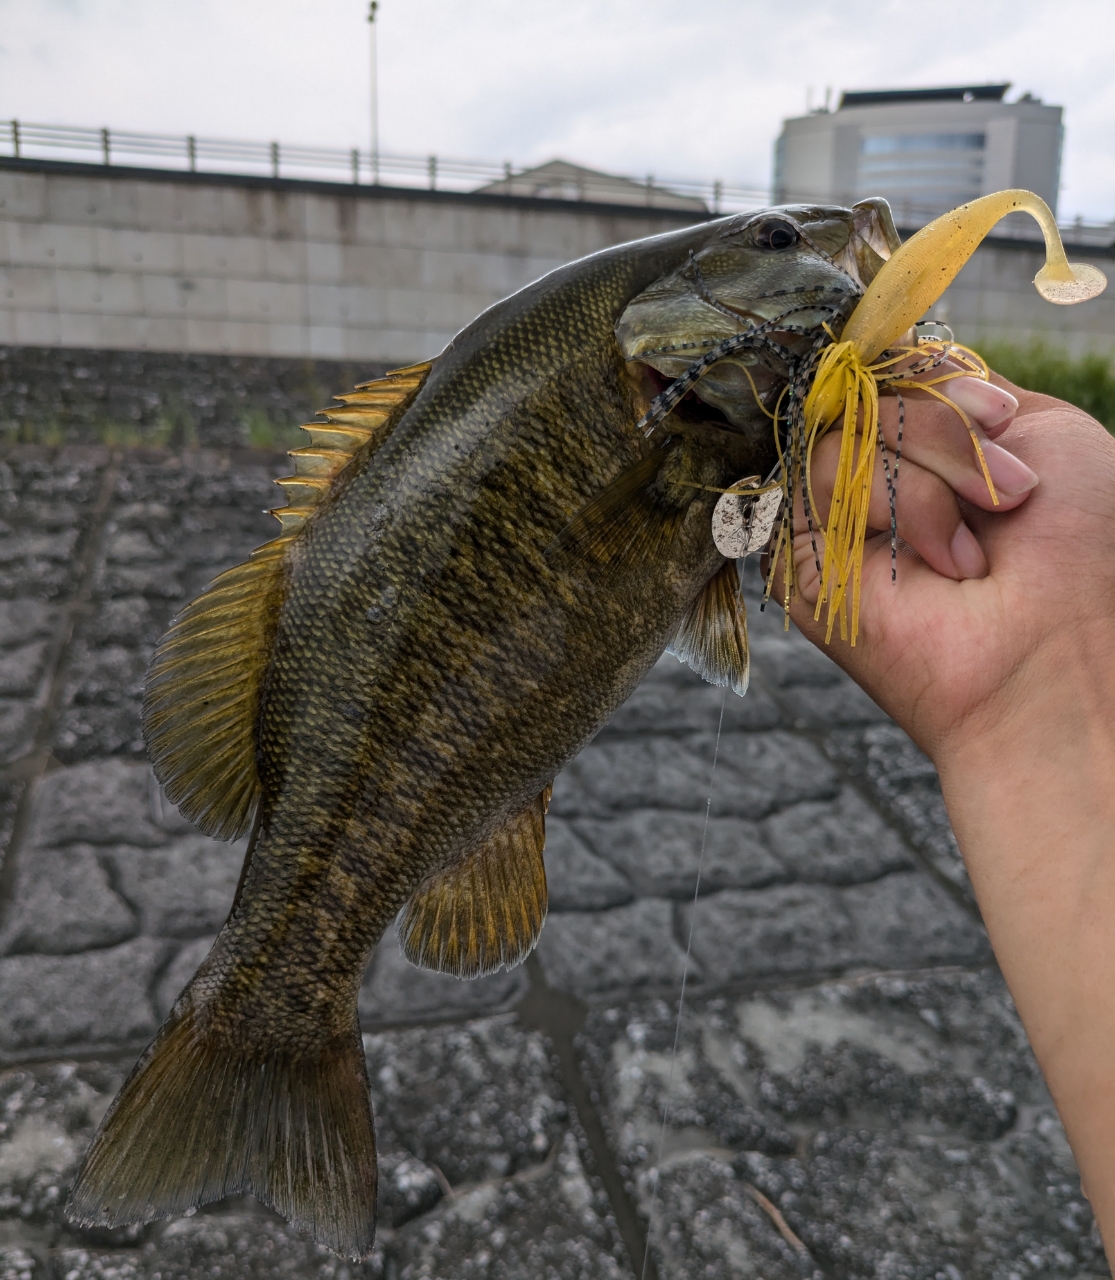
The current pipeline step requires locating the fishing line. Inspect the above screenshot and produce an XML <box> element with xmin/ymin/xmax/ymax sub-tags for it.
<box><xmin>640</xmin><ymin>684</ymin><xmax>728</xmax><ymax>1280</ymax></box>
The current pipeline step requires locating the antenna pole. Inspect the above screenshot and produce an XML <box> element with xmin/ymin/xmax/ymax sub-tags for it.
<box><xmin>368</xmin><ymin>1</ymin><xmax>379</xmax><ymax>183</ymax></box>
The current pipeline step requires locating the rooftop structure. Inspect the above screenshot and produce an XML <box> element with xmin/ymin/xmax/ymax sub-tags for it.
<box><xmin>774</xmin><ymin>83</ymin><xmax>1063</xmax><ymax>227</ymax></box>
<box><xmin>474</xmin><ymin>158</ymin><xmax>708</xmax><ymax>211</ymax></box>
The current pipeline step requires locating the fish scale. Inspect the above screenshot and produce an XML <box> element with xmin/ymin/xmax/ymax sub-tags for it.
<box><xmin>67</xmin><ymin>201</ymin><xmax>882</xmax><ymax>1259</ymax></box>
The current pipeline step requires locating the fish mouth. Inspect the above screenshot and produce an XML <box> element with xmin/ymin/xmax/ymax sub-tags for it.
<box><xmin>622</xmin><ymin>285</ymin><xmax>860</xmax><ymax>445</ymax></box>
<box><xmin>617</xmin><ymin>200</ymin><xmax>900</xmax><ymax>443</ymax></box>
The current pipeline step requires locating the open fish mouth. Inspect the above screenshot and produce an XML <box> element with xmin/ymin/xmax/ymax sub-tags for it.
<box><xmin>616</xmin><ymin>199</ymin><xmax>901</xmax><ymax>445</ymax></box>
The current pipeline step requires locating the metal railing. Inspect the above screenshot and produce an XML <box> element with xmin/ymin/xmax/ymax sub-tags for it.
<box><xmin>777</xmin><ymin>186</ymin><xmax>1115</xmax><ymax>246</ymax></box>
<box><xmin>2</xmin><ymin>119</ymin><xmax>772</xmax><ymax>214</ymax></box>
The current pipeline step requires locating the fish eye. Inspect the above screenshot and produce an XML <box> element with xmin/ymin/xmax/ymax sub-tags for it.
<box><xmin>754</xmin><ymin>218</ymin><xmax>800</xmax><ymax>251</ymax></box>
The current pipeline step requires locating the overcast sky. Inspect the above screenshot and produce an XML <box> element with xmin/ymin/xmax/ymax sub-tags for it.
<box><xmin>1</xmin><ymin>0</ymin><xmax>1112</xmax><ymax>219</ymax></box>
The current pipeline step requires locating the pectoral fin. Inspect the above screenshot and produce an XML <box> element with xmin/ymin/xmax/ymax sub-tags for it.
<box><xmin>546</xmin><ymin>446</ymin><xmax>685</xmax><ymax>577</ymax></box>
<box><xmin>398</xmin><ymin>789</ymin><xmax>550</xmax><ymax>978</ymax></box>
<box><xmin>668</xmin><ymin>559</ymin><xmax>750</xmax><ymax>696</ymax></box>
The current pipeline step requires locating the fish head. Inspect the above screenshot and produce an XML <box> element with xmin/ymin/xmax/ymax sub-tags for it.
<box><xmin>617</xmin><ymin>199</ymin><xmax>901</xmax><ymax>448</ymax></box>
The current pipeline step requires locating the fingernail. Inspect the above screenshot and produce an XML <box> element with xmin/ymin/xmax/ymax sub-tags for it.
<box><xmin>946</xmin><ymin>376</ymin><xmax>1018</xmax><ymax>428</ymax></box>
<box><xmin>980</xmin><ymin>439</ymin><xmax>1039</xmax><ymax>496</ymax></box>
<box><xmin>950</xmin><ymin>522</ymin><xmax>988</xmax><ymax>579</ymax></box>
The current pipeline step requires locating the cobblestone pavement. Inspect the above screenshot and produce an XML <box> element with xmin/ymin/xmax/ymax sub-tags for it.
<box><xmin>0</xmin><ymin>443</ymin><xmax>1107</xmax><ymax>1279</ymax></box>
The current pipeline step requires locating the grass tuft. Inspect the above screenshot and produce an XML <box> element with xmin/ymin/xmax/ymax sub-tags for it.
<box><xmin>978</xmin><ymin>341</ymin><xmax>1115</xmax><ymax>431</ymax></box>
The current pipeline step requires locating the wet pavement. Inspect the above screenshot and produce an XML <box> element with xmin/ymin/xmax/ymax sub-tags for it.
<box><xmin>0</xmin><ymin>442</ymin><xmax>1106</xmax><ymax>1279</ymax></box>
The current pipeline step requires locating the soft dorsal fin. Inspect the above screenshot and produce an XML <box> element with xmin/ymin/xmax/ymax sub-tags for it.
<box><xmin>398</xmin><ymin>788</ymin><xmax>550</xmax><ymax>978</ymax></box>
<box><xmin>668</xmin><ymin>559</ymin><xmax>750</xmax><ymax>696</ymax></box>
<box><xmin>142</xmin><ymin>362</ymin><xmax>433</xmax><ymax>841</ymax></box>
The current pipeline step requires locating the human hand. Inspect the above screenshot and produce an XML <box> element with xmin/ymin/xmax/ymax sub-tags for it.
<box><xmin>775</xmin><ymin>360</ymin><xmax>1115</xmax><ymax>1258</ymax></box>
<box><xmin>776</xmin><ymin>366</ymin><xmax>1115</xmax><ymax>768</ymax></box>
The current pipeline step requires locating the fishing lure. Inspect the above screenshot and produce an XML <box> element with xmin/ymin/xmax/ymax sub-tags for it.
<box><xmin>790</xmin><ymin>189</ymin><xmax>1105</xmax><ymax>642</ymax></box>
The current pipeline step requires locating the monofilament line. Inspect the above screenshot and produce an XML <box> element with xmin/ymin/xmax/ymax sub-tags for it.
<box><xmin>640</xmin><ymin>685</ymin><xmax>728</xmax><ymax>1280</ymax></box>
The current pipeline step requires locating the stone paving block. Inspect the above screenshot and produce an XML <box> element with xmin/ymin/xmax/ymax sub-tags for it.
<box><xmin>155</xmin><ymin>936</ymin><xmax>214</xmax><ymax>1017</ymax></box>
<box><xmin>683</xmin><ymin>873</ymin><xmax>988</xmax><ymax>985</ymax></box>
<box><xmin>359</xmin><ymin>937</ymin><xmax>527</xmax><ymax>1026</ymax></box>
<box><xmin>0</xmin><ymin>601</ymin><xmax>58</xmax><ymax>648</ymax></box>
<box><xmin>0</xmin><ymin>777</ymin><xmax>24</xmax><ymax>865</ymax></box>
<box><xmin>0</xmin><ymin>644</ymin><xmax>49</xmax><ymax>699</ymax></box>
<box><xmin>828</xmin><ymin>724</ymin><xmax>973</xmax><ymax>898</ymax></box>
<box><xmin>634</xmin><ymin>1152</ymin><xmax>819</xmax><ymax>1280</ymax></box>
<box><xmin>552</xmin><ymin>732</ymin><xmax>839</xmax><ymax>821</ymax></box>
<box><xmin>387</xmin><ymin>1131</ymin><xmax>630</xmax><ymax>1280</ymax></box>
<box><xmin>535</xmin><ymin>899</ymin><xmax>694</xmax><ymax>1000</ymax></box>
<box><xmin>48</xmin><ymin>1136</ymin><xmax>631</xmax><ymax>1280</ymax></box>
<box><xmin>57</xmin><ymin>642</ymin><xmax>148</xmax><ymax>708</ymax></box>
<box><xmin>364</xmin><ymin>1016</ymin><xmax>568</xmax><ymax>1187</ymax></box>
<box><xmin>0</xmin><ymin>1015</ymin><xmax>613</xmax><ymax>1277</ymax></box>
<box><xmin>684</xmin><ymin>885</ymin><xmax>855</xmax><ymax>984</ymax></box>
<box><xmin>0</xmin><ymin>1061</ymin><xmax>125</xmax><ymax>1228</ymax></box>
<box><xmin>842</xmin><ymin>873</ymin><xmax>991</xmax><ymax>969</ymax></box>
<box><xmin>762</xmin><ymin>787</ymin><xmax>915</xmax><ymax>885</ymax></box>
<box><xmin>0</xmin><ymin>846</ymin><xmax>137</xmax><ymax>955</ymax></box>
<box><xmin>0</xmin><ymin>939</ymin><xmax>164</xmax><ymax>1056</ymax></box>
<box><xmin>0</xmin><ymin>530</ymin><xmax>82</xmax><ymax>600</ymax></box>
<box><xmin>54</xmin><ymin>1220</ymin><xmax>381</xmax><ymax>1280</ymax></box>
<box><xmin>748</xmin><ymin>632</ymin><xmax>844</xmax><ymax>689</ymax></box>
<box><xmin>710</xmin><ymin>733</ymin><xmax>841</xmax><ymax>817</ymax></box>
<box><xmin>25</xmin><ymin>761</ymin><xmax>167</xmax><ymax>850</ymax></box>
<box><xmin>603</xmin><ymin>660</ymin><xmax>781</xmax><ymax>736</ymax></box>
<box><xmin>774</xmin><ymin>680</ymin><xmax>889</xmax><ymax>728</ymax></box>
<box><xmin>85</xmin><ymin>596</ymin><xmax>157</xmax><ymax>647</ymax></box>
<box><xmin>0</xmin><ymin>704</ymin><xmax>36</xmax><ymax>767</ymax></box>
<box><xmin>103</xmin><ymin>530</ymin><xmax>164</xmax><ymax>565</ymax></box>
<box><xmin>0</xmin><ymin>1246</ymin><xmax>37</xmax><ymax>1280</ymax></box>
<box><xmin>106</xmin><ymin>835</ymin><xmax>245</xmax><ymax>939</ymax></box>
<box><xmin>575</xmin><ymin>811</ymin><xmax>783</xmax><ymax>899</ymax></box>
<box><xmin>578</xmin><ymin>971</ymin><xmax>1108</xmax><ymax>1279</ymax></box>
<box><xmin>544</xmin><ymin>818</ymin><xmax>634</xmax><ymax>911</ymax></box>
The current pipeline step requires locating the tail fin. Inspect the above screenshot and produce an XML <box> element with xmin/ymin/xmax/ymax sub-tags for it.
<box><xmin>66</xmin><ymin>1000</ymin><xmax>377</xmax><ymax>1259</ymax></box>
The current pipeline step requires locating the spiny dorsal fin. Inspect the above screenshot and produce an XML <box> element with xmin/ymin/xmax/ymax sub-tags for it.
<box><xmin>143</xmin><ymin>361</ymin><xmax>433</xmax><ymax>841</ymax></box>
<box><xmin>398</xmin><ymin>788</ymin><xmax>550</xmax><ymax>978</ymax></box>
<box><xmin>668</xmin><ymin>559</ymin><xmax>750</xmax><ymax>696</ymax></box>
<box><xmin>270</xmin><ymin>361</ymin><xmax>432</xmax><ymax>536</ymax></box>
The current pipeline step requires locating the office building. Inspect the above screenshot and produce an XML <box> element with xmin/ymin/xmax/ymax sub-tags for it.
<box><xmin>774</xmin><ymin>84</ymin><xmax>1063</xmax><ymax>226</ymax></box>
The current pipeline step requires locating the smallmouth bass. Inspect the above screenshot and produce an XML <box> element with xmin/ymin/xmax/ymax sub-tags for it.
<box><xmin>67</xmin><ymin>200</ymin><xmax>899</xmax><ymax>1258</ymax></box>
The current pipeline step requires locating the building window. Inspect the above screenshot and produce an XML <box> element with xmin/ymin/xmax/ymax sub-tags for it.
<box><xmin>856</xmin><ymin>132</ymin><xmax>986</xmax><ymax>221</ymax></box>
<box><xmin>861</xmin><ymin>133</ymin><xmax>986</xmax><ymax>154</ymax></box>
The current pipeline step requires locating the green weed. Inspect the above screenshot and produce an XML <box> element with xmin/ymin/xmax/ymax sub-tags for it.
<box><xmin>241</xmin><ymin>408</ymin><xmax>307</xmax><ymax>452</ymax></box>
<box><xmin>978</xmin><ymin>341</ymin><xmax>1115</xmax><ymax>430</ymax></box>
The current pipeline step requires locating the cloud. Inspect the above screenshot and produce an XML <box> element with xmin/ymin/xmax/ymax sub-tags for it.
<box><xmin>0</xmin><ymin>0</ymin><xmax>1110</xmax><ymax>218</ymax></box>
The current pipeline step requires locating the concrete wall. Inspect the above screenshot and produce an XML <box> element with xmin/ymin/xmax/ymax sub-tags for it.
<box><xmin>1</xmin><ymin>158</ymin><xmax>1112</xmax><ymax>366</ymax></box>
<box><xmin>933</xmin><ymin>235</ymin><xmax>1115</xmax><ymax>357</ymax></box>
<box><xmin>0</xmin><ymin>159</ymin><xmax>707</xmax><ymax>367</ymax></box>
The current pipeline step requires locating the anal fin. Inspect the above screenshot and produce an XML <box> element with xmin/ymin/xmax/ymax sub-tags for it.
<box><xmin>668</xmin><ymin>559</ymin><xmax>750</xmax><ymax>695</ymax></box>
<box><xmin>398</xmin><ymin>789</ymin><xmax>550</xmax><ymax>978</ymax></box>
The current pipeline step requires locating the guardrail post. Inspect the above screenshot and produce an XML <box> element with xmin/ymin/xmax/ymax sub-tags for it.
<box><xmin>101</xmin><ymin>127</ymin><xmax>111</xmax><ymax>166</ymax></box>
<box><xmin>428</xmin><ymin>155</ymin><xmax>437</xmax><ymax>190</ymax></box>
<box><xmin>187</xmin><ymin>135</ymin><xmax>197</xmax><ymax>171</ymax></box>
<box><xmin>351</xmin><ymin>148</ymin><xmax>360</xmax><ymax>184</ymax></box>
<box><xmin>271</xmin><ymin>141</ymin><xmax>280</xmax><ymax>178</ymax></box>
<box><xmin>713</xmin><ymin>180</ymin><xmax>722</xmax><ymax>214</ymax></box>
<box><xmin>11</xmin><ymin>120</ymin><xmax>19</xmax><ymax>158</ymax></box>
